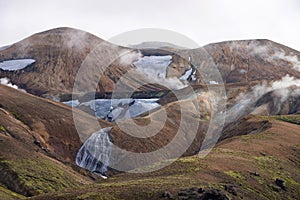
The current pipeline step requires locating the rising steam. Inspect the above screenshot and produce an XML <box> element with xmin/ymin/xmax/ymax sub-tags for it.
<box><xmin>0</xmin><ymin>77</ymin><xmax>26</xmax><ymax>92</ymax></box>
<box><xmin>225</xmin><ymin>75</ymin><xmax>300</xmax><ymax>123</ymax></box>
<box><xmin>119</xmin><ymin>51</ymin><xmax>142</xmax><ymax>65</ymax></box>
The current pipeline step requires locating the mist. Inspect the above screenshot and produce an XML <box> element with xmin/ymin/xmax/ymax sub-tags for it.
<box><xmin>0</xmin><ymin>77</ymin><xmax>26</xmax><ymax>92</ymax></box>
<box><xmin>225</xmin><ymin>75</ymin><xmax>300</xmax><ymax>123</ymax></box>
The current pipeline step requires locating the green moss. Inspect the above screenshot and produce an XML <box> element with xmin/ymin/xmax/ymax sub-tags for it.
<box><xmin>241</xmin><ymin>132</ymin><xmax>273</xmax><ymax>142</ymax></box>
<box><xmin>224</xmin><ymin>170</ymin><xmax>244</xmax><ymax>180</ymax></box>
<box><xmin>204</xmin><ymin>113</ymin><xmax>210</xmax><ymax>121</ymax></box>
<box><xmin>0</xmin><ymin>185</ymin><xmax>26</xmax><ymax>199</ymax></box>
<box><xmin>156</xmin><ymin>91</ymin><xmax>166</xmax><ymax>97</ymax></box>
<box><xmin>0</xmin><ymin>125</ymin><xmax>6</xmax><ymax>132</ymax></box>
<box><xmin>76</xmin><ymin>192</ymin><xmax>121</xmax><ymax>200</ymax></box>
<box><xmin>253</xmin><ymin>155</ymin><xmax>300</xmax><ymax>199</ymax></box>
<box><xmin>215</xmin><ymin>148</ymin><xmax>248</xmax><ymax>157</ymax></box>
<box><xmin>5</xmin><ymin>158</ymin><xmax>82</xmax><ymax>195</ymax></box>
<box><xmin>261</xmin><ymin>115</ymin><xmax>300</xmax><ymax>125</ymax></box>
<box><xmin>177</xmin><ymin>156</ymin><xmax>199</xmax><ymax>163</ymax></box>
<box><xmin>11</xmin><ymin>111</ymin><xmax>27</xmax><ymax>125</ymax></box>
<box><xmin>275</xmin><ymin>115</ymin><xmax>300</xmax><ymax>125</ymax></box>
<box><xmin>252</xmin><ymin>175</ymin><xmax>265</xmax><ymax>185</ymax></box>
<box><xmin>284</xmin><ymin>176</ymin><xmax>300</xmax><ymax>186</ymax></box>
<box><xmin>253</xmin><ymin>156</ymin><xmax>281</xmax><ymax>175</ymax></box>
<box><xmin>254</xmin><ymin>155</ymin><xmax>278</xmax><ymax>163</ymax></box>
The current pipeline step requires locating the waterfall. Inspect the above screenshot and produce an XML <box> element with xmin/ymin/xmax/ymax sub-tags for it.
<box><xmin>76</xmin><ymin>127</ymin><xmax>112</xmax><ymax>176</ymax></box>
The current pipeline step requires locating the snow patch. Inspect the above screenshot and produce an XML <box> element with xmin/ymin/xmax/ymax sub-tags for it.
<box><xmin>209</xmin><ymin>81</ymin><xmax>219</xmax><ymax>85</ymax></box>
<box><xmin>0</xmin><ymin>59</ymin><xmax>35</xmax><ymax>71</ymax></box>
<box><xmin>79</xmin><ymin>98</ymin><xmax>160</xmax><ymax>122</ymax></box>
<box><xmin>180</xmin><ymin>68</ymin><xmax>193</xmax><ymax>80</ymax></box>
<box><xmin>239</xmin><ymin>69</ymin><xmax>247</xmax><ymax>74</ymax></box>
<box><xmin>63</xmin><ymin>100</ymin><xmax>80</xmax><ymax>107</ymax></box>
<box><xmin>134</xmin><ymin>55</ymin><xmax>172</xmax><ymax>78</ymax></box>
<box><xmin>133</xmin><ymin>55</ymin><xmax>187</xmax><ymax>89</ymax></box>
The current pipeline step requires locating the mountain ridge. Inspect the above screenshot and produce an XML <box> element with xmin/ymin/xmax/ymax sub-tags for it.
<box><xmin>1</xmin><ymin>27</ymin><xmax>300</xmax><ymax>100</ymax></box>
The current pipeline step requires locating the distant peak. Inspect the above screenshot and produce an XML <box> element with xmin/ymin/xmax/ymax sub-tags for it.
<box><xmin>129</xmin><ymin>41</ymin><xmax>187</xmax><ymax>50</ymax></box>
<box><xmin>34</xmin><ymin>27</ymin><xmax>91</xmax><ymax>35</ymax></box>
<box><xmin>205</xmin><ymin>39</ymin><xmax>273</xmax><ymax>47</ymax></box>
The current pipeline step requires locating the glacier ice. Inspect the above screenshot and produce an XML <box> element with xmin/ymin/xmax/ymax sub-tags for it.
<box><xmin>76</xmin><ymin>127</ymin><xmax>113</xmax><ymax>175</ymax></box>
<box><xmin>133</xmin><ymin>55</ymin><xmax>172</xmax><ymax>78</ymax></box>
<box><xmin>80</xmin><ymin>98</ymin><xmax>160</xmax><ymax>122</ymax></box>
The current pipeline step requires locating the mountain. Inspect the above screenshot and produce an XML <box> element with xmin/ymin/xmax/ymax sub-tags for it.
<box><xmin>129</xmin><ymin>41</ymin><xmax>187</xmax><ymax>50</ymax></box>
<box><xmin>1</xmin><ymin>28</ymin><xmax>300</xmax><ymax>102</ymax></box>
<box><xmin>0</xmin><ymin>27</ymin><xmax>143</xmax><ymax>100</ymax></box>
<box><xmin>202</xmin><ymin>39</ymin><xmax>300</xmax><ymax>83</ymax></box>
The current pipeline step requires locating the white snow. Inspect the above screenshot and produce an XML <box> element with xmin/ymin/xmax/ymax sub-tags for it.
<box><xmin>209</xmin><ymin>81</ymin><xmax>219</xmax><ymax>85</ymax></box>
<box><xmin>180</xmin><ymin>68</ymin><xmax>193</xmax><ymax>80</ymax></box>
<box><xmin>0</xmin><ymin>59</ymin><xmax>35</xmax><ymax>71</ymax></box>
<box><xmin>191</xmin><ymin>72</ymin><xmax>197</xmax><ymax>81</ymax></box>
<box><xmin>133</xmin><ymin>55</ymin><xmax>188</xmax><ymax>89</ymax></box>
<box><xmin>239</xmin><ymin>69</ymin><xmax>247</xmax><ymax>74</ymax></box>
<box><xmin>79</xmin><ymin>98</ymin><xmax>160</xmax><ymax>122</ymax></box>
<box><xmin>133</xmin><ymin>55</ymin><xmax>172</xmax><ymax>78</ymax></box>
<box><xmin>76</xmin><ymin>127</ymin><xmax>112</xmax><ymax>175</ymax></box>
<box><xmin>63</xmin><ymin>100</ymin><xmax>80</xmax><ymax>107</ymax></box>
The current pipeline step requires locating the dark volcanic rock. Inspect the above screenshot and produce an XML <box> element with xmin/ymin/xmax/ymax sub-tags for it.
<box><xmin>200</xmin><ymin>189</ymin><xmax>230</xmax><ymax>200</ymax></box>
<box><xmin>275</xmin><ymin>178</ymin><xmax>287</xmax><ymax>191</ymax></box>
<box><xmin>177</xmin><ymin>188</ymin><xmax>230</xmax><ymax>200</ymax></box>
<box><xmin>224</xmin><ymin>185</ymin><xmax>237</xmax><ymax>196</ymax></box>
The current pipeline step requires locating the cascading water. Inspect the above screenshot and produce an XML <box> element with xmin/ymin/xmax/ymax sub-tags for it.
<box><xmin>76</xmin><ymin>127</ymin><xmax>113</xmax><ymax>176</ymax></box>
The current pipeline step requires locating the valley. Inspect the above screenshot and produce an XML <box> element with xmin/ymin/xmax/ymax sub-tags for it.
<box><xmin>0</xmin><ymin>27</ymin><xmax>299</xmax><ymax>200</ymax></box>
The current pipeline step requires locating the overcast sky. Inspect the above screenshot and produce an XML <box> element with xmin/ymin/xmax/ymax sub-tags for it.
<box><xmin>1</xmin><ymin>0</ymin><xmax>300</xmax><ymax>50</ymax></box>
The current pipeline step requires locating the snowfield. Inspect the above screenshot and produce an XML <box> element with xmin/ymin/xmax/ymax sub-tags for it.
<box><xmin>66</xmin><ymin>98</ymin><xmax>160</xmax><ymax>122</ymax></box>
<box><xmin>0</xmin><ymin>59</ymin><xmax>36</xmax><ymax>71</ymax></box>
<box><xmin>133</xmin><ymin>55</ymin><xmax>189</xmax><ymax>89</ymax></box>
<box><xmin>133</xmin><ymin>55</ymin><xmax>172</xmax><ymax>78</ymax></box>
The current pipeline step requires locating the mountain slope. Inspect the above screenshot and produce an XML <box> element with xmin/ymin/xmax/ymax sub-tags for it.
<box><xmin>0</xmin><ymin>84</ymin><xmax>115</xmax><ymax>196</ymax></box>
<box><xmin>0</xmin><ymin>84</ymin><xmax>111</xmax><ymax>162</ymax></box>
<box><xmin>203</xmin><ymin>39</ymin><xmax>300</xmax><ymax>83</ymax></box>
